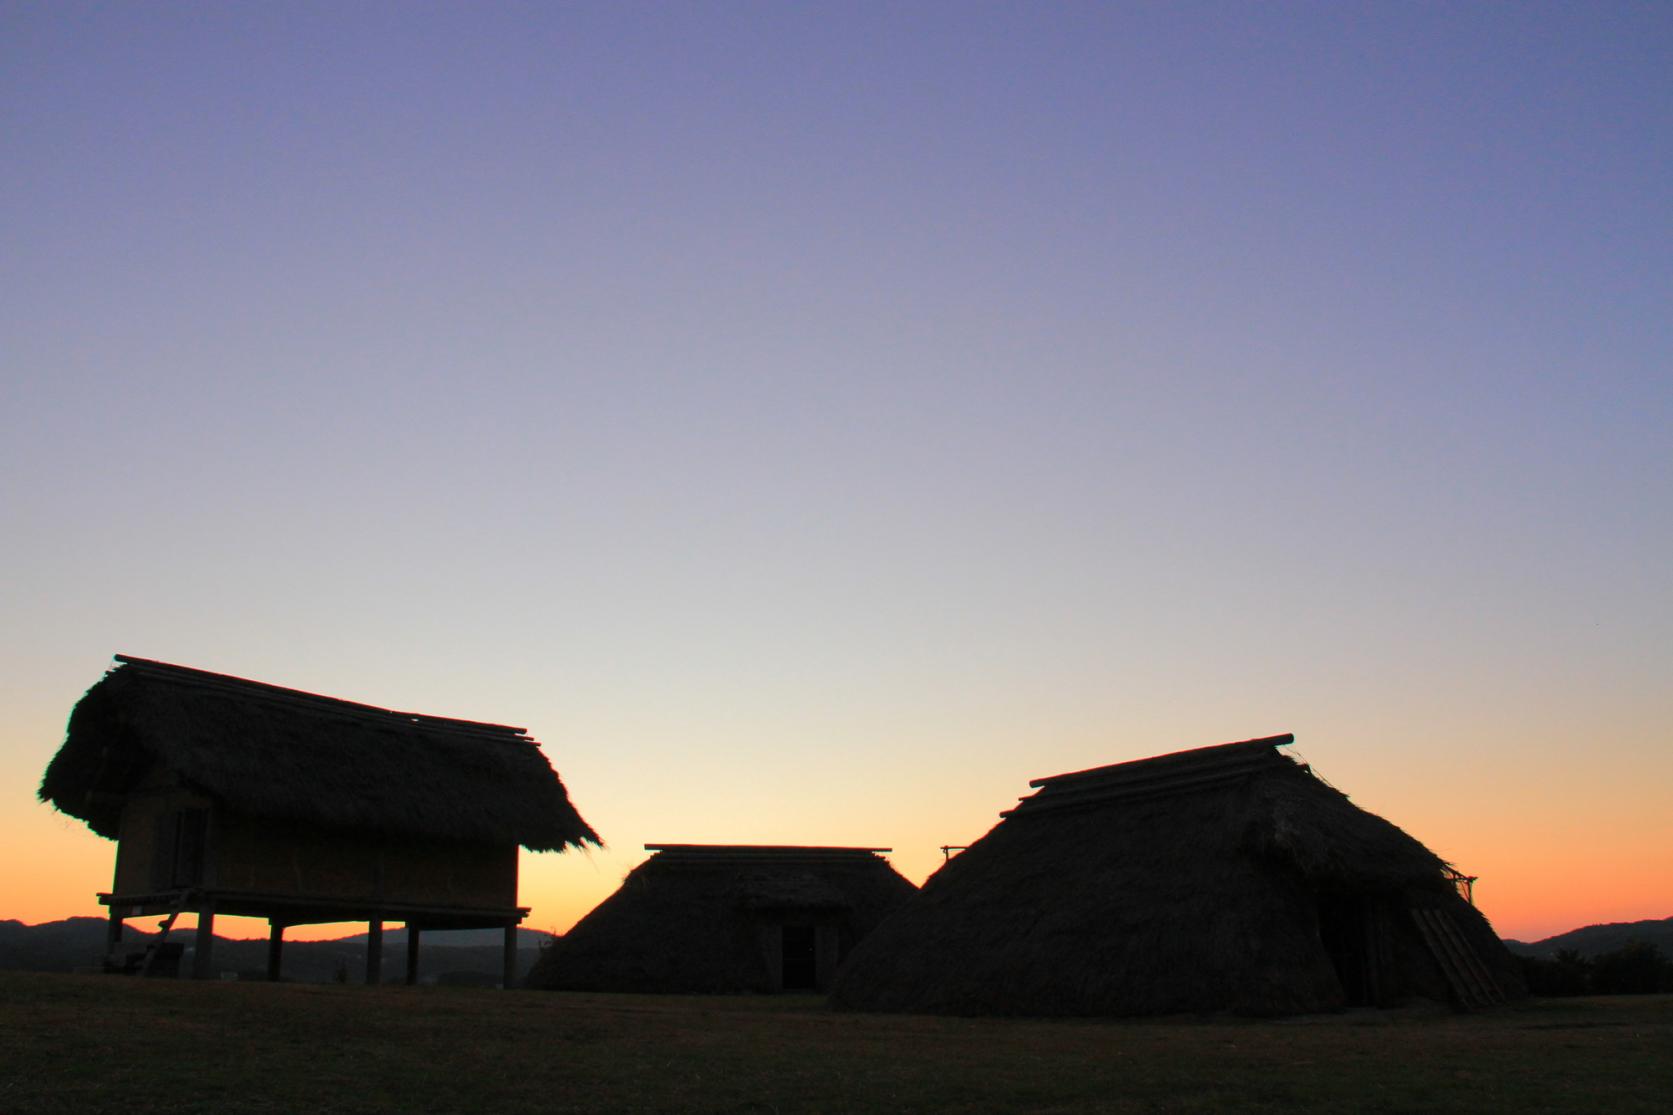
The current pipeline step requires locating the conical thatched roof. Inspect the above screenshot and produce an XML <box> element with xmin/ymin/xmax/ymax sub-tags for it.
<box><xmin>38</xmin><ymin>656</ymin><xmax>599</xmax><ymax>853</ymax></box>
<box><xmin>829</xmin><ymin>734</ymin><xmax>1524</xmax><ymax>1017</ymax></box>
<box><xmin>530</xmin><ymin>845</ymin><xmax>917</xmax><ymax>993</ymax></box>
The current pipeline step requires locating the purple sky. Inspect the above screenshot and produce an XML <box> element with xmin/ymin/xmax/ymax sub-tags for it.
<box><xmin>4</xmin><ymin>2</ymin><xmax>1669</xmax><ymax>938</ymax></box>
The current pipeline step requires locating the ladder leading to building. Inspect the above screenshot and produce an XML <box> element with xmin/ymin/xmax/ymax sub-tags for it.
<box><xmin>138</xmin><ymin>892</ymin><xmax>191</xmax><ymax>977</ymax></box>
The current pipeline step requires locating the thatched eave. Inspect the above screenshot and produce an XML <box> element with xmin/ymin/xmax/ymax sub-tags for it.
<box><xmin>1242</xmin><ymin>772</ymin><xmax>1450</xmax><ymax>891</ymax></box>
<box><xmin>38</xmin><ymin>656</ymin><xmax>599</xmax><ymax>853</ymax></box>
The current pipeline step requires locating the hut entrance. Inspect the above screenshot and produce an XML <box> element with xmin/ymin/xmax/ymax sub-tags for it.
<box><xmin>780</xmin><ymin>925</ymin><xmax>817</xmax><ymax>990</ymax></box>
<box><xmin>1318</xmin><ymin>892</ymin><xmax>1386</xmax><ymax>1006</ymax></box>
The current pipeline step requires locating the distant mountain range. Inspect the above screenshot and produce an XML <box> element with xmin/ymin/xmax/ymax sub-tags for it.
<box><xmin>1502</xmin><ymin>917</ymin><xmax>1673</xmax><ymax>958</ymax></box>
<box><xmin>0</xmin><ymin>918</ymin><xmax>553</xmax><ymax>985</ymax></box>
<box><xmin>11</xmin><ymin>914</ymin><xmax>1671</xmax><ymax>984</ymax></box>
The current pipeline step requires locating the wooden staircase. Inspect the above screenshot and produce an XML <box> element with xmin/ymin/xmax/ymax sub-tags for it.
<box><xmin>1410</xmin><ymin>906</ymin><xmax>1505</xmax><ymax>1010</ymax></box>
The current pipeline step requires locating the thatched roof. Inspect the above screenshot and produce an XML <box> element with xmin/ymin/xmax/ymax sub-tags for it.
<box><xmin>38</xmin><ymin>656</ymin><xmax>599</xmax><ymax>853</ymax></box>
<box><xmin>1006</xmin><ymin>734</ymin><xmax>1449</xmax><ymax>891</ymax></box>
<box><xmin>530</xmin><ymin>845</ymin><xmax>917</xmax><ymax>993</ymax></box>
<box><xmin>829</xmin><ymin>734</ymin><xmax>1524</xmax><ymax>1017</ymax></box>
<box><xmin>644</xmin><ymin>845</ymin><xmax>886</xmax><ymax>911</ymax></box>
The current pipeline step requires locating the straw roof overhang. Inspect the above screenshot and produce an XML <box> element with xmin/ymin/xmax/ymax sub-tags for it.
<box><xmin>38</xmin><ymin>655</ymin><xmax>599</xmax><ymax>852</ymax></box>
<box><xmin>1244</xmin><ymin>762</ymin><xmax>1449</xmax><ymax>889</ymax></box>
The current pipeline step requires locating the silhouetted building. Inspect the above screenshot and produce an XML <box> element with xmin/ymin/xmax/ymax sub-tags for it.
<box><xmin>830</xmin><ymin>734</ymin><xmax>1526</xmax><ymax>1016</ymax></box>
<box><xmin>529</xmin><ymin>844</ymin><xmax>915</xmax><ymax>993</ymax></box>
<box><xmin>39</xmin><ymin>655</ymin><xmax>598</xmax><ymax>984</ymax></box>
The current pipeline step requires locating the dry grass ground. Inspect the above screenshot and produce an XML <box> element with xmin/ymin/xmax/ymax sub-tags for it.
<box><xmin>1</xmin><ymin>972</ymin><xmax>1668</xmax><ymax>1114</ymax></box>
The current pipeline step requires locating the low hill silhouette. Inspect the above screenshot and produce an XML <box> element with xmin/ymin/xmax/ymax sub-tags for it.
<box><xmin>0</xmin><ymin>918</ymin><xmax>552</xmax><ymax>984</ymax></box>
<box><xmin>15</xmin><ymin>914</ymin><xmax>1672</xmax><ymax>984</ymax></box>
<box><xmin>1503</xmin><ymin>916</ymin><xmax>1673</xmax><ymax>958</ymax></box>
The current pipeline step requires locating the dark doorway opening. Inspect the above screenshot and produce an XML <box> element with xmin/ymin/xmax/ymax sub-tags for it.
<box><xmin>781</xmin><ymin>925</ymin><xmax>816</xmax><ymax>990</ymax></box>
<box><xmin>1318</xmin><ymin>893</ymin><xmax>1378</xmax><ymax>1006</ymax></box>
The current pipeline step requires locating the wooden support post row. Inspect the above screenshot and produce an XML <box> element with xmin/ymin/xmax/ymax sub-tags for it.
<box><xmin>99</xmin><ymin>905</ymin><xmax>520</xmax><ymax>988</ymax></box>
<box><xmin>261</xmin><ymin>917</ymin><xmax>419</xmax><ymax>985</ymax></box>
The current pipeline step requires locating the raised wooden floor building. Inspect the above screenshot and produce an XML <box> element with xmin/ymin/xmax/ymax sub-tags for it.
<box><xmin>39</xmin><ymin>655</ymin><xmax>598</xmax><ymax>984</ymax></box>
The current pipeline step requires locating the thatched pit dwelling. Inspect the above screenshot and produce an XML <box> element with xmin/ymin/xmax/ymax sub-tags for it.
<box><xmin>829</xmin><ymin>734</ymin><xmax>1525</xmax><ymax>1017</ymax></box>
<box><xmin>38</xmin><ymin>655</ymin><xmax>598</xmax><ymax>983</ymax></box>
<box><xmin>529</xmin><ymin>844</ymin><xmax>916</xmax><ymax>993</ymax></box>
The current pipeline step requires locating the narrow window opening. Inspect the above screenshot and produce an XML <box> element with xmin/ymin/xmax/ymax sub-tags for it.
<box><xmin>170</xmin><ymin>809</ymin><xmax>209</xmax><ymax>887</ymax></box>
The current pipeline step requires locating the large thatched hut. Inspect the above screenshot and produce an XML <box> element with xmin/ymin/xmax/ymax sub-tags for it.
<box><xmin>829</xmin><ymin>734</ymin><xmax>1525</xmax><ymax>1017</ymax></box>
<box><xmin>39</xmin><ymin>655</ymin><xmax>598</xmax><ymax>984</ymax></box>
<box><xmin>530</xmin><ymin>844</ymin><xmax>916</xmax><ymax>993</ymax></box>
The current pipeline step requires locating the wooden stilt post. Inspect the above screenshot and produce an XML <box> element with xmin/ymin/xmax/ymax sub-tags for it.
<box><xmin>502</xmin><ymin>923</ymin><xmax>517</xmax><ymax>990</ymax></box>
<box><xmin>366</xmin><ymin>919</ymin><xmax>383</xmax><ymax>985</ymax></box>
<box><xmin>105</xmin><ymin>907</ymin><xmax>124</xmax><ymax>967</ymax></box>
<box><xmin>267</xmin><ymin>922</ymin><xmax>285</xmax><ymax>982</ymax></box>
<box><xmin>405</xmin><ymin>926</ymin><xmax>421</xmax><ymax>986</ymax></box>
<box><xmin>191</xmin><ymin>907</ymin><xmax>216</xmax><ymax>980</ymax></box>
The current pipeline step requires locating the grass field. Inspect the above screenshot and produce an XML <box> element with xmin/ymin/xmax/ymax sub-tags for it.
<box><xmin>1</xmin><ymin>973</ymin><xmax>1668</xmax><ymax>1114</ymax></box>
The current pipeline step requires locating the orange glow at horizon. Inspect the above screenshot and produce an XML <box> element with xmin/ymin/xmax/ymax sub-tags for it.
<box><xmin>8</xmin><ymin>788</ymin><xmax>1671</xmax><ymax>947</ymax></box>
<box><xmin>9</xmin><ymin>691</ymin><xmax>1670</xmax><ymax>951</ymax></box>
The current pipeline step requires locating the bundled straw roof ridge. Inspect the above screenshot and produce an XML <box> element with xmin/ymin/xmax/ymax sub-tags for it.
<box><xmin>38</xmin><ymin>656</ymin><xmax>599</xmax><ymax>852</ymax></box>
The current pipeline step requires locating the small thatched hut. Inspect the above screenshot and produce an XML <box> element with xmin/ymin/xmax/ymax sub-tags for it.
<box><xmin>829</xmin><ymin>734</ymin><xmax>1525</xmax><ymax>1017</ymax></box>
<box><xmin>39</xmin><ymin>655</ymin><xmax>598</xmax><ymax>984</ymax></box>
<box><xmin>530</xmin><ymin>844</ymin><xmax>916</xmax><ymax>993</ymax></box>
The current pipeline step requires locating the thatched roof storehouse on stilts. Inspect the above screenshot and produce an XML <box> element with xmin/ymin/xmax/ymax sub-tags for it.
<box><xmin>829</xmin><ymin>734</ymin><xmax>1525</xmax><ymax>1017</ymax></box>
<box><xmin>530</xmin><ymin>844</ymin><xmax>916</xmax><ymax>993</ymax></box>
<box><xmin>39</xmin><ymin>655</ymin><xmax>598</xmax><ymax>984</ymax></box>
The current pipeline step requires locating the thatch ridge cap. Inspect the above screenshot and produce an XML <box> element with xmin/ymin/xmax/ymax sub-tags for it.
<box><xmin>1028</xmin><ymin>734</ymin><xmax>1294</xmax><ymax>788</ymax></box>
<box><xmin>112</xmin><ymin>655</ymin><xmax>531</xmax><ymax>739</ymax></box>
<box><xmin>1004</xmin><ymin>734</ymin><xmax>1298</xmax><ymax>816</ymax></box>
<box><xmin>645</xmin><ymin>843</ymin><xmax>892</xmax><ymax>855</ymax></box>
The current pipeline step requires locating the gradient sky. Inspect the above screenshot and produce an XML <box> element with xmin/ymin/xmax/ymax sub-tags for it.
<box><xmin>3</xmin><ymin>2</ymin><xmax>1669</xmax><ymax>945</ymax></box>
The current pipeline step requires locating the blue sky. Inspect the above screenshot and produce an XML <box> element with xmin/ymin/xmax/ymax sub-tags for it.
<box><xmin>3</xmin><ymin>2</ymin><xmax>1669</xmax><ymax>938</ymax></box>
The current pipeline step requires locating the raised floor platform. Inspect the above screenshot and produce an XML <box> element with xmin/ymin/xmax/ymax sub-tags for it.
<box><xmin>99</xmin><ymin>888</ymin><xmax>530</xmax><ymax>986</ymax></box>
